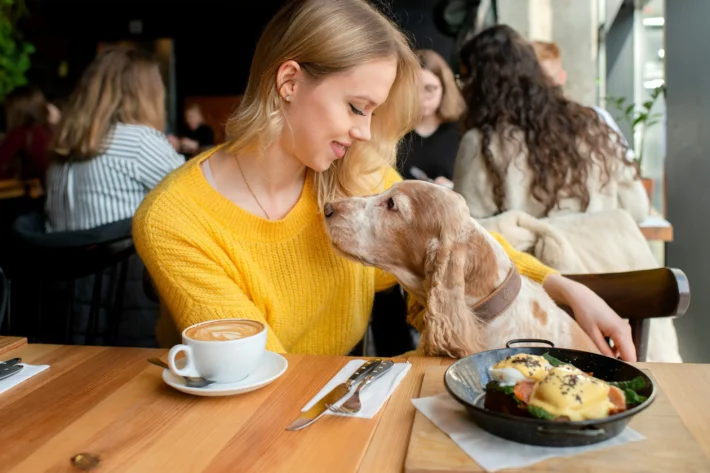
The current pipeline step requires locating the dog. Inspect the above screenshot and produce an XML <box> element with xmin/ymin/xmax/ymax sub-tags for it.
<box><xmin>323</xmin><ymin>180</ymin><xmax>599</xmax><ymax>358</ymax></box>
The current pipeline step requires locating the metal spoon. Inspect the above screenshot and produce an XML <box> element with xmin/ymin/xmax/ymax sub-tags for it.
<box><xmin>147</xmin><ymin>358</ymin><xmax>215</xmax><ymax>388</ymax></box>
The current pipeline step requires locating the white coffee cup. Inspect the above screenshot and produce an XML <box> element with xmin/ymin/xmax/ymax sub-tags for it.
<box><xmin>168</xmin><ymin>319</ymin><xmax>267</xmax><ymax>384</ymax></box>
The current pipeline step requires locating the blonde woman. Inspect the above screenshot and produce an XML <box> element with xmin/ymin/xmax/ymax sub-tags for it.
<box><xmin>45</xmin><ymin>46</ymin><xmax>184</xmax><ymax>232</ymax></box>
<box><xmin>134</xmin><ymin>0</ymin><xmax>636</xmax><ymax>361</ymax></box>
<box><xmin>397</xmin><ymin>49</ymin><xmax>466</xmax><ymax>187</ymax></box>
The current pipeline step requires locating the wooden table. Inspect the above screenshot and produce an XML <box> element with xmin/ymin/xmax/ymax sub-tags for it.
<box><xmin>0</xmin><ymin>340</ymin><xmax>708</xmax><ymax>473</ymax></box>
<box><xmin>639</xmin><ymin>215</ymin><xmax>673</xmax><ymax>242</ymax></box>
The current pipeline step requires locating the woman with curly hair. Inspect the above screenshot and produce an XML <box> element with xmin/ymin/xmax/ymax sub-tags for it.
<box><xmin>452</xmin><ymin>25</ymin><xmax>649</xmax><ymax>223</ymax></box>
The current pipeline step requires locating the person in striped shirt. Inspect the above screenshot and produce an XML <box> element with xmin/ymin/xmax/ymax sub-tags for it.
<box><xmin>45</xmin><ymin>46</ymin><xmax>184</xmax><ymax>233</ymax></box>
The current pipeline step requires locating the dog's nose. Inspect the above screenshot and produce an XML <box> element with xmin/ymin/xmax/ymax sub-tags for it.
<box><xmin>323</xmin><ymin>203</ymin><xmax>335</xmax><ymax>218</ymax></box>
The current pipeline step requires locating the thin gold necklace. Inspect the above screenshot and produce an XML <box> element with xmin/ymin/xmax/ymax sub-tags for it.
<box><xmin>235</xmin><ymin>155</ymin><xmax>272</xmax><ymax>220</ymax></box>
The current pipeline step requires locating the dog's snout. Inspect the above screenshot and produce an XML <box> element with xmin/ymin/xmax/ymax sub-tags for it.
<box><xmin>323</xmin><ymin>203</ymin><xmax>335</xmax><ymax>218</ymax></box>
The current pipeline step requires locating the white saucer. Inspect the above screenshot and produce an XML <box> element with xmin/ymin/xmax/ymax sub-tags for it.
<box><xmin>162</xmin><ymin>351</ymin><xmax>288</xmax><ymax>397</ymax></box>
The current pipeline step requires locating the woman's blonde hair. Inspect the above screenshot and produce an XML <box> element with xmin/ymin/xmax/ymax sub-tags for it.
<box><xmin>416</xmin><ymin>49</ymin><xmax>466</xmax><ymax>123</ymax></box>
<box><xmin>52</xmin><ymin>46</ymin><xmax>166</xmax><ymax>163</ymax></box>
<box><xmin>225</xmin><ymin>0</ymin><xmax>421</xmax><ymax>206</ymax></box>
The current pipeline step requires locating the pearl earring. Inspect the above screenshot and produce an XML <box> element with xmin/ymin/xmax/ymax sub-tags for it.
<box><xmin>285</xmin><ymin>95</ymin><xmax>291</xmax><ymax>102</ymax></box>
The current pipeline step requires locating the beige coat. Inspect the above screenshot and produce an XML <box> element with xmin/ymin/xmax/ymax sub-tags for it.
<box><xmin>453</xmin><ymin>129</ymin><xmax>650</xmax><ymax>223</ymax></box>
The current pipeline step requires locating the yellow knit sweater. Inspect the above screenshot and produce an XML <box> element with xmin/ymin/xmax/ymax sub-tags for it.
<box><xmin>133</xmin><ymin>148</ymin><xmax>557</xmax><ymax>354</ymax></box>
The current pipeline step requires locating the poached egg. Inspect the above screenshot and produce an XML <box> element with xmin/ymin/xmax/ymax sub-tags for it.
<box><xmin>489</xmin><ymin>354</ymin><xmax>552</xmax><ymax>386</ymax></box>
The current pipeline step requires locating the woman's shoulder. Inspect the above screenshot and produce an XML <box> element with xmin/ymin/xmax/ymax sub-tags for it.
<box><xmin>112</xmin><ymin>123</ymin><xmax>171</xmax><ymax>147</ymax></box>
<box><xmin>134</xmin><ymin>163</ymin><xmax>196</xmax><ymax>232</ymax></box>
<box><xmin>460</xmin><ymin>127</ymin><xmax>482</xmax><ymax>143</ymax></box>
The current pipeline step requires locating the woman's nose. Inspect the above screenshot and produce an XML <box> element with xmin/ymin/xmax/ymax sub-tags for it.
<box><xmin>350</xmin><ymin>124</ymin><xmax>371</xmax><ymax>142</ymax></box>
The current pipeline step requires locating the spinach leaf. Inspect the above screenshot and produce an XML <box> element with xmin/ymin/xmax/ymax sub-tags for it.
<box><xmin>542</xmin><ymin>352</ymin><xmax>566</xmax><ymax>367</ymax></box>
<box><xmin>608</xmin><ymin>376</ymin><xmax>646</xmax><ymax>391</ymax></box>
<box><xmin>527</xmin><ymin>405</ymin><xmax>556</xmax><ymax>420</ymax></box>
<box><xmin>621</xmin><ymin>389</ymin><xmax>648</xmax><ymax>406</ymax></box>
<box><xmin>609</xmin><ymin>376</ymin><xmax>648</xmax><ymax>406</ymax></box>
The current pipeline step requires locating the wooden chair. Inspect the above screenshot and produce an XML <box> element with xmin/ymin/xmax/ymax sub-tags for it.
<box><xmin>565</xmin><ymin>267</ymin><xmax>690</xmax><ymax>361</ymax></box>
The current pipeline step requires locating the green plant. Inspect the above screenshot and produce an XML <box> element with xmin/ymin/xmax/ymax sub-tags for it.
<box><xmin>0</xmin><ymin>0</ymin><xmax>34</xmax><ymax>102</ymax></box>
<box><xmin>606</xmin><ymin>85</ymin><xmax>666</xmax><ymax>172</ymax></box>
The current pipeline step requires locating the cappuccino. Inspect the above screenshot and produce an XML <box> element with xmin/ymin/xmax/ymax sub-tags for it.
<box><xmin>185</xmin><ymin>320</ymin><xmax>263</xmax><ymax>342</ymax></box>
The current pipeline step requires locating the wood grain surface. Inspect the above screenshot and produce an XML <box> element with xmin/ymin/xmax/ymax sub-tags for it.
<box><xmin>0</xmin><ymin>340</ymin><xmax>708</xmax><ymax>473</ymax></box>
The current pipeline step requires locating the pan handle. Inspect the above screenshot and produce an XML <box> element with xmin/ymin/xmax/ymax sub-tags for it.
<box><xmin>506</xmin><ymin>339</ymin><xmax>555</xmax><ymax>348</ymax></box>
<box><xmin>538</xmin><ymin>426</ymin><xmax>606</xmax><ymax>436</ymax></box>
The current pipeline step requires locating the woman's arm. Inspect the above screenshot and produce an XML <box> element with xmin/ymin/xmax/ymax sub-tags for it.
<box><xmin>133</xmin><ymin>205</ymin><xmax>287</xmax><ymax>353</ymax></box>
<box><xmin>490</xmin><ymin>233</ymin><xmax>636</xmax><ymax>360</ymax></box>
<box><xmin>136</xmin><ymin>129</ymin><xmax>186</xmax><ymax>189</ymax></box>
<box><xmin>543</xmin><ymin>274</ymin><xmax>636</xmax><ymax>361</ymax></box>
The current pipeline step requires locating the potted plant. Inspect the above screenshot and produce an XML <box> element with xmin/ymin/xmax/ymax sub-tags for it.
<box><xmin>606</xmin><ymin>85</ymin><xmax>666</xmax><ymax>202</ymax></box>
<box><xmin>0</xmin><ymin>0</ymin><xmax>34</xmax><ymax>103</ymax></box>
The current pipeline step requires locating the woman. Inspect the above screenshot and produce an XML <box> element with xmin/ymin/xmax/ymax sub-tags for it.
<box><xmin>134</xmin><ymin>0</ymin><xmax>635</xmax><ymax>361</ymax></box>
<box><xmin>176</xmin><ymin>103</ymin><xmax>215</xmax><ymax>159</ymax></box>
<box><xmin>0</xmin><ymin>85</ymin><xmax>53</xmax><ymax>181</ymax></box>
<box><xmin>453</xmin><ymin>25</ymin><xmax>649</xmax><ymax>223</ymax></box>
<box><xmin>45</xmin><ymin>46</ymin><xmax>184</xmax><ymax>232</ymax></box>
<box><xmin>397</xmin><ymin>49</ymin><xmax>465</xmax><ymax>187</ymax></box>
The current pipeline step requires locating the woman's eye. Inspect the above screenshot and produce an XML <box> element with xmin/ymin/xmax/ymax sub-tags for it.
<box><xmin>387</xmin><ymin>197</ymin><xmax>397</xmax><ymax>211</ymax></box>
<box><xmin>349</xmin><ymin>103</ymin><xmax>365</xmax><ymax>116</ymax></box>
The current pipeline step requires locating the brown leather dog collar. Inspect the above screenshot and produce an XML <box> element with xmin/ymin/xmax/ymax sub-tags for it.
<box><xmin>471</xmin><ymin>265</ymin><xmax>522</xmax><ymax>322</ymax></box>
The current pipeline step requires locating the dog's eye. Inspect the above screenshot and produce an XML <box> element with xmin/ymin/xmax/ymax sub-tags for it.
<box><xmin>386</xmin><ymin>197</ymin><xmax>397</xmax><ymax>211</ymax></box>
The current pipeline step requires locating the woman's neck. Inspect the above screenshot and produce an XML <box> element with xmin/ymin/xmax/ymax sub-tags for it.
<box><xmin>415</xmin><ymin>114</ymin><xmax>442</xmax><ymax>138</ymax></box>
<box><xmin>237</xmin><ymin>143</ymin><xmax>307</xmax><ymax>197</ymax></box>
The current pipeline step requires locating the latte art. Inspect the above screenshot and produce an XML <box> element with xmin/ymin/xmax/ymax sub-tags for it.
<box><xmin>186</xmin><ymin>320</ymin><xmax>263</xmax><ymax>342</ymax></box>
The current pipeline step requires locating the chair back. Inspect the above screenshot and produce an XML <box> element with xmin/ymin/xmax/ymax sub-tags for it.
<box><xmin>6</xmin><ymin>212</ymin><xmax>135</xmax><ymax>345</ymax></box>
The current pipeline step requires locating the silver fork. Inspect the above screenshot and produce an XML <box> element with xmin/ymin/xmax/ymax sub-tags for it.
<box><xmin>328</xmin><ymin>360</ymin><xmax>394</xmax><ymax>414</ymax></box>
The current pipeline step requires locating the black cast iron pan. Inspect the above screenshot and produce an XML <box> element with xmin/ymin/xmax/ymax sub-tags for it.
<box><xmin>444</xmin><ymin>339</ymin><xmax>656</xmax><ymax>447</ymax></box>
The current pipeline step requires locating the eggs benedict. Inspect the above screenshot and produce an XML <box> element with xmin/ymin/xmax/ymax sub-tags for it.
<box><xmin>485</xmin><ymin>352</ymin><xmax>641</xmax><ymax>422</ymax></box>
<box><xmin>489</xmin><ymin>354</ymin><xmax>552</xmax><ymax>386</ymax></box>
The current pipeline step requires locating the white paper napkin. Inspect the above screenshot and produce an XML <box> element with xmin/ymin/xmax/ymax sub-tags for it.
<box><xmin>0</xmin><ymin>364</ymin><xmax>49</xmax><ymax>396</ymax></box>
<box><xmin>412</xmin><ymin>393</ymin><xmax>645</xmax><ymax>472</ymax></box>
<box><xmin>301</xmin><ymin>359</ymin><xmax>411</xmax><ymax>419</ymax></box>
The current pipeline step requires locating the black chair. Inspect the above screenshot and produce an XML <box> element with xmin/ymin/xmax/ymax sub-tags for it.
<box><xmin>5</xmin><ymin>213</ymin><xmax>135</xmax><ymax>345</ymax></box>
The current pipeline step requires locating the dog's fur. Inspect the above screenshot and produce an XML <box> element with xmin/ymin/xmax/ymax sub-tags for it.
<box><xmin>323</xmin><ymin>180</ymin><xmax>599</xmax><ymax>358</ymax></box>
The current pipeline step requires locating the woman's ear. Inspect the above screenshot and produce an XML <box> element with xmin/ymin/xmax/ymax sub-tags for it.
<box><xmin>276</xmin><ymin>60</ymin><xmax>302</xmax><ymax>101</ymax></box>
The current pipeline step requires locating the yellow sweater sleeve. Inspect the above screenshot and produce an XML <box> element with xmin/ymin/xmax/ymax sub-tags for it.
<box><xmin>134</xmin><ymin>203</ymin><xmax>287</xmax><ymax>353</ymax></box>
<box><xmin>490</xmin><ymin>231</ymin><xmax>558</xmax><ymax>283</ymax></box>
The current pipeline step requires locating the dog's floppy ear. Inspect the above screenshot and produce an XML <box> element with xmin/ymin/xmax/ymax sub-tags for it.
<box><xmin>420</xmin><ymin>237</ymin><xmax>480</xmax><ymax>358</ymax></box>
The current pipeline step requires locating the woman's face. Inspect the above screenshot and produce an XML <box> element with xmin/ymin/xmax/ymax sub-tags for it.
<box><xmin>46</xmin><ymin>103</ymin><xmax>61</xmax><ymax>126</ymax></box>
<box><xmin>279</xmin><ymin>57</ymin><xmax>397</xmax><ymax>172</ymax></box>
<box><xmin>419</xmin><ymin>68</ymin><xmax>443</xmax><ymax>119</ymax></box>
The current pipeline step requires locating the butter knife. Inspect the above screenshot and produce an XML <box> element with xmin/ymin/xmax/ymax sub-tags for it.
<box><xmin>0</xmin><ymin>364</ymin><xmax>23</xmax><ymax>381</ymax></box>
<box><xmin>285</xmin><ymin>358</ymin><xmax>382</xmax><ymax>431</ymax></box>
<box><xmin>0</xmin><ymin>358</ymin><xmax>21</xmax><ymax>367</ymax></box>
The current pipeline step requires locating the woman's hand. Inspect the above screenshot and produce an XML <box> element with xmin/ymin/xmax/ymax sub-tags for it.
<box><xmin>543</xmin><ymin>274</ymin><xmax>636</xmax><ymax>362</ymax></box>
<box><xmin>433</xmin><ymin>176</ymin><xmax>453</xmax><ymax>189</ymax></box>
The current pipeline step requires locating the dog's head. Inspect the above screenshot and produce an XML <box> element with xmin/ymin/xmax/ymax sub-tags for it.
<box><xmin>323</xmin><ymin>180</ymin><xmax>499</xmax><ymax>357</ymax></box>
<box><xmin>323</xmin><ymin>180</ymin><xmax>470</xmax><ymax>276</ymax></box>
